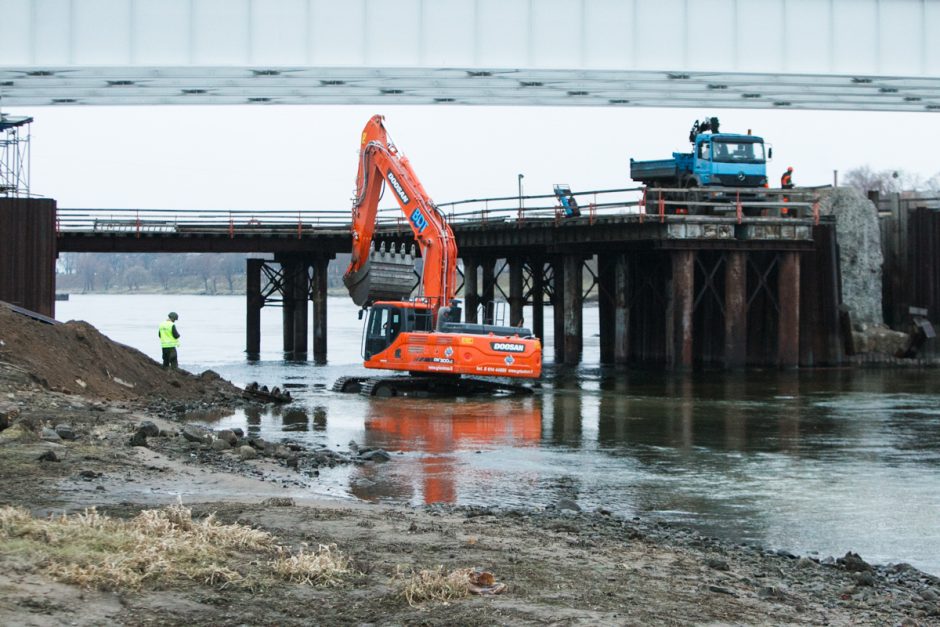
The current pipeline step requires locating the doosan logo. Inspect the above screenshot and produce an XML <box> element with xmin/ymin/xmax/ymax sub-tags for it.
<box><xmin>387</xmin><ymin>172</ymin><xmax>410</xmax><ymax>205</ymax></box>
<box><xmin>490</xmin><ymin>342</ymin><xmax>526</xmax><ymax>353</ymax></box>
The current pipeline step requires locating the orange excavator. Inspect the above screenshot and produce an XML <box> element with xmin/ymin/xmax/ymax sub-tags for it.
<box><xmin>333</xmin><ymin>115</ymin><xmax>542</xmax><ymax>397</ymax></box>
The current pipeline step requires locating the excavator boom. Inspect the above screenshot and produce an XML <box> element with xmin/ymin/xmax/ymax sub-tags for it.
<box><xmin>344</xmin><ymin>115</ymin><xmax>458</xmax><ymax>309</ymax></box>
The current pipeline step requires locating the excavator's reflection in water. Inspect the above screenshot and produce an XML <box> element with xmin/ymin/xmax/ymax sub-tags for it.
<box><xmin>350</xmin><ymin>398</ymin><xmax>543</xmax><ymax>505</ymax></box>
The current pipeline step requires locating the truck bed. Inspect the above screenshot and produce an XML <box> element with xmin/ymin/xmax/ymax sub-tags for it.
<box><xmin>630</xmin><ymin>152</ymin><xmax>693</xmax><ymax>183</ymax></box>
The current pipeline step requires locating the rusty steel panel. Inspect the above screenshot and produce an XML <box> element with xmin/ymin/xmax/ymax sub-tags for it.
<box><xmin>671</xmin><ymin>250</ymin><xmax>695</xmax><ymax>371</ymax></box>
<box><xmin>0</xmin><ymin>198</ymin><xmax>57</xmax><ymax>318</ymax></box>
<box><xmin>778</xmin><ymin>252</ymin><xmax>801</xmax><ymax>368</ymax></box>
<box><xmin>613</xmin><ymin>253</ymin><xmax>630</xmax><ymax>366</ymax></box>
<box><xmin>563</xmin><ymin>255</ymin><xmax>583</xmax><ymax>365</ymax></box>
<box><xmin>724</xmin><ymin>251</ymin><xmax>747</xmax><ymax>369</ymax></box>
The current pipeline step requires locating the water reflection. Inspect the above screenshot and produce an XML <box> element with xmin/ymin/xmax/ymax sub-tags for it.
<box><xmin>351</xmin><ymin>397</ymin><xmax>542</xmax><ymax>505</ymax></box>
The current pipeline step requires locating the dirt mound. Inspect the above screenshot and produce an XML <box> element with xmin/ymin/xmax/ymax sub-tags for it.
<box><xmin>0</xmin><ymin>305</ymin><xmax>241</xmax><ymax>402</ymax></box>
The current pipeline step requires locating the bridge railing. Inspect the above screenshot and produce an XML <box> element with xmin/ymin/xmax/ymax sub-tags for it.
<box><xmin>55</xmin><ymin>185</ymin><xmax>827</xmax><ymax>236</ymax></box>
<box><xmin>436</xmin><ymin>186</ymin><xmax>644</xmax><ymax>225</ymax></box>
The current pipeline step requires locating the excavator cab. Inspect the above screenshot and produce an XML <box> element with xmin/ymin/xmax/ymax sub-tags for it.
<box><xmin>362</xmin><ymin>302</ymin><xmax>435</xmax><ymax>359</ymax></box>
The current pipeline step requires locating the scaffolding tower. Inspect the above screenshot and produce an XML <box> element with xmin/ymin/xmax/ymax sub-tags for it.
<box><xmin>0</xmin><ymin>112</ymin><xmax>32</xmax><ymax>197</ymax></box>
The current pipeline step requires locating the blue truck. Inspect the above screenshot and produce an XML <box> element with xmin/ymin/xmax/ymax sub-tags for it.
<box><xmin>630</xmin><ymin>117</ymin><xmax>771</xmax><ymax>214</ymax></box>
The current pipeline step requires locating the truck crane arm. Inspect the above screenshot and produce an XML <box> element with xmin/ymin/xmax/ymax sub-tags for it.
<box><xmin>343</xmin><ymin>115</ymin><xmax>459</xmax><ymax>310</ymax></box>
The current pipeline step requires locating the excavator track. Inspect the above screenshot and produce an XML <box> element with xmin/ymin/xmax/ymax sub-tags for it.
<box><xmin>331</xmin><ymin>376</ymin><xmax>365</xmax><ymax>394</ymax></box>
<box><xmin>332</xmin><ymin>375</ymin><xmax>535</xmax><ymax>398</ymax></box>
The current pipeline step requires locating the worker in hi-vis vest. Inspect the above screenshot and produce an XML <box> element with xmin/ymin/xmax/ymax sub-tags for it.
<box><xmin>158</xmin><ymin>312</ymin><xmax>181</xmax><ymax>369</ymax></box>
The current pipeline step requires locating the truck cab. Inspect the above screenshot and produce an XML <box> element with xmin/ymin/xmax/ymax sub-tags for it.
<box><xmin>691</xmin><ymin>133</ymin><xmax>768</xmax><ymax>188</ymax></box>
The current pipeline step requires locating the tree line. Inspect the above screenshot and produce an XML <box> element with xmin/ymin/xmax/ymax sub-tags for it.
<box><xmin>57</xmin><ymin>253</ymin><xmax>350</xmax><ymax>294</ymax></box>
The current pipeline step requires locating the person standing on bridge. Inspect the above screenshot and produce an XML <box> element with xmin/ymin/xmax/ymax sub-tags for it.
<box><xmin>780</xmin><ymin>166</ymin><xmax>795</xmax><ymax>215</ymax></box>
<box><xmin>159</xmin><ymin>312</ymin><xmax>181</xmax><ymax>369</ymax></box>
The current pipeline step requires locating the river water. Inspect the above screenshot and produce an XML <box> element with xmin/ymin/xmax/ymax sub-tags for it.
<box><xmin>56</xmin><ymin>294</ymin><xmax>940</xmax><ymax>575</ymax></box>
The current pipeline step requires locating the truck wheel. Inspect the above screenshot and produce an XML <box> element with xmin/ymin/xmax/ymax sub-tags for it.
<box><xmin>687</xmin><ymin>188</ymin><xmax>705</xmax><ymax>215</ymax></box>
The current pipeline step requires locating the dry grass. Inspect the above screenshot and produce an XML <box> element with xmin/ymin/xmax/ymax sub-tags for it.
<box><xmin>397</xmin><ymin>565</ymin><xmax>473</xmax><ymax>606</ymax></box>
<box><xmin>269</xmin><ymin>543</ymin><xmax>350</xmax><ymax>586</ymax></box>
<box><xmin>0</xmin><ymin>501</ymin><xmax>351</xmax><ymax>591</ymax></box>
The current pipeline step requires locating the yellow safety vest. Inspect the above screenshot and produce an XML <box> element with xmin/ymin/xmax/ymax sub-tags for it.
<box><xmin>159</xmin><ymin>320</ymin><xmax>179</xmax><ymax>348</ymax></box>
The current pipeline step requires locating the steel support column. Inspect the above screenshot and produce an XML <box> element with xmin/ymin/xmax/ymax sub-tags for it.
<box><xmin>552</xmin><ymin>258</ymin><xmax>565</xmax><ymax>364</ymax></box>
<box><xmin>531</xmin><ymin>260</ymin><xmax>545</xmax><ymax>344</ymax></box>
<box><xmin>281</xmin><ymin>261</ymin><xmax>297</xmax><ymax>355</ymax></box>
<box><xmin>246</xmin><ymin>258</ymin><xmax>263</xmax><ymax>360</ymax></box>
<box><xmin>291</xmin><ymin>262</ymin><xmax>309</xmax><ymax>361</ymax></box>
<box><xmin>509</xmin><ymin>257</ymin><xmax>524</xmax><ymax>327</ymax></box>
<box><xmin>463</xmin><ymin>257</ymin><xmax>478</xmax><ymax>324</ymax></box>
<box><xmin>563</xmin><ymin>254</ymin><xmax>583</xmax><ymax>365</ymax></box>
<box><xmin>670</xmin><ymin>250</ymin><xmax>694</xmax><ymax>371</ymax></box>
<box><xmin>778</xmin><ymin>251</ymin><xmax>801</xmax><ymax>368</ymax></box>
<box><xmin>312</xmin><ymin>258</ymin><xmax>329</xmax><ymax>364</ymax></box>
<box><xmin>724</xmin><ymin>251</ymin><xmax>747</xmax><ymax>369</ymax></box>
<box><xmin>614</xmin><ymin>252</ymin><xmax>630</xmax><ymax>366</ymax></box>
<box><xmin>597</xmin><ymin>254</ymin><xmax>615</xmax><ymax>365</ymax></box>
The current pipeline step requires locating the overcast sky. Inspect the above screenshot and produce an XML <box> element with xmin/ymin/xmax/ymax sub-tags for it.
<box><xmin>6</xmin><ymin>104</ymin><xmax>939</xmax><ymax>212</ymax></box>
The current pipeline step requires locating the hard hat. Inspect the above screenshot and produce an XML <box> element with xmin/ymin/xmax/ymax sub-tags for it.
<box><xmin>787</xmin><ymin>166</ymin><xmax>793</xmax><ymax>172</ymax></box>
<box><xmin>168</xmin><ymin>312</ymin><xmax>179</xmax><ymax>321</ymax></box>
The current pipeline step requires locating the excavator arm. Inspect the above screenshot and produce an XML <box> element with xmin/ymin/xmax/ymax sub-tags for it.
<box><xmin>343</xmin><ymin>115</ymin><xmax>459</xmax><ymax>310</ymax></box>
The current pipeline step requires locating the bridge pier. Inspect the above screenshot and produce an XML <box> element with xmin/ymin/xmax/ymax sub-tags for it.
<box><xmin>668</xmin><ymin>250</ymin><xmax>695</xmax><ymax>371</ymax></box>
<box><xmin>563</xmin><ymin>254</ymin><xmax>584</xmax><ymax>365</ymax></box>
<box><xmin>245</xmin><ymin>255</ymin><xmax>332</xmax><ymax>361</ymax></box>
<box><xmin>246</xmin><ymin>259</ymin><xmax>263</xmax><ymax>360</ymax></box>
<box><xmin>312</xmin><ymin>258</ymin><xmax>328</xmax><ymax>364</ymax></box>
<box><xmin>724</xmin><ymin>251</ymin><xmax>747</xmax><ymax>369</ymax></box>
<box><xmin>778</xmin><ymin>251</ymin><xmax>801</xmax><ymax>368</ymax></box>
<box><xmin>613</xmin><ymin>253</ymin><xmax>631</xmax><ymax>365</ymax></box>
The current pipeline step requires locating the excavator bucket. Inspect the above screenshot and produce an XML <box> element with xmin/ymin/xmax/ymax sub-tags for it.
<box><xmin>344</xmin><ymin>242</ymin><xmax>417</xmax><ymax>307</ymax></box>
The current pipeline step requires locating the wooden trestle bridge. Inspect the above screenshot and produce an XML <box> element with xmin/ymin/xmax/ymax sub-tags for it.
<box><xmin>2</xmin><ymin>186</ymin><xmax>844</xmax><ymax>369</ymax></box>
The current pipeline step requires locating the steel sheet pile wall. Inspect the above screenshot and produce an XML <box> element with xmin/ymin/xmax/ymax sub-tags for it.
<box><xmin>0</xmin><ymin>198</ymin><xmax>57</xmax><ymax>317</ymax></box>
<box><xmin>799</xmin><ymin>224</ymin><xmax>844</xmax><ymax>366</ymax></box>
<box><xmin>909</xmin><ymin>208</ymin><xmax>940</xmax><ymax>356</ymax></box>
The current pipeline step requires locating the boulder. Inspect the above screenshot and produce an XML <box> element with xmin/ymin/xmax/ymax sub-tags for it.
<box><xmin>54</xmin><ymin>423</ymin><xmax>76</xmax><ymax>441</ymax></box>
<box><xmin>181</xmin><ymin>425</ymin><xmax>211</xmax><ymax>444</ymax></box>
<box><xmin>37</xmin><ymin>449</ymin><xmax>59</xmax><ymax>462</ymax></box>
<box><xmin>211</xmin><ymin>438</ymin><xmax>231</xmax><ymax>451</ymax></box>
<box><xmin>137</xmin><ymin>421</ymin><xmax>160</xmax><ymax>437</ymax></box>
<box><xmin>40</xmin><ymin>427</ymin><xmax>62</xmax><ymax>442</ymax></box>
<box><xmin>359</xmin><ymin>448</ymin><xmax>392</xmax><ymax>463</ymax></box>
<box><xmin>237</xmin><ymin>445</ymin><xmax>258</xmax><ymax>461</ymax></box>
<box><xmin>216</xmin><ymin>429</ymin><xmax>238</xmax><ymax>446</ymax></box>
<box><xmin>555</xmin><ymin>498</ymin><xmax>581</xmax><ymax>512</ymax></box>
<box><xmin>852</xmin><ymin>324</ymin><xmax>910</xmax><ymax>356</ymax></box>
<box><xmin>128</xmin><ymin>431</ymin><xmax>148</xmax><ymax>447</ymax></box>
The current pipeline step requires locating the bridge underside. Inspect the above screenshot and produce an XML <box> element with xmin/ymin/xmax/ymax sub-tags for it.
<box><xmin>3</xmin><ymin>66</ymin><xmax>939</xmax><ymax>111</ymax></box>
<box><xmin>2</xmin><ymin>0</ymin><xmax>939</xmax><ymax>111</ymax></box>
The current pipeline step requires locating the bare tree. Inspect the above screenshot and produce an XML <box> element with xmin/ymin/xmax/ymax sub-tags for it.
<box><xmin>124</xmin><ymin>265</ymin><xmax>148</xmax><ymax>291</ymax></box>
<box><xmin>843</xmin><ymin>166</ymin><xmax>925</xmax><ymax>195</ymax></box>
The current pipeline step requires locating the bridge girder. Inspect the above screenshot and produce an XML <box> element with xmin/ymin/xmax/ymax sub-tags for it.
<box><xmin>1</xmin><ymin>0</ymin><xmax>938</xmax><ymax>111</ymax></box>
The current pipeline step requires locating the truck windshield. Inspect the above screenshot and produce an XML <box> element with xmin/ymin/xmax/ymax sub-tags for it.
<box><xmin>712</xmin><ymin>141</ymin><xmax>765</xmax><ymax>164</ymax></box>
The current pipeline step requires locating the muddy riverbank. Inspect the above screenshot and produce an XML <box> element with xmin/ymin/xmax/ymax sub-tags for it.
<box><xmin>1</xmin><ymin>305</ymin><xmax>939</xmax><ymax>625</ymax></box>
